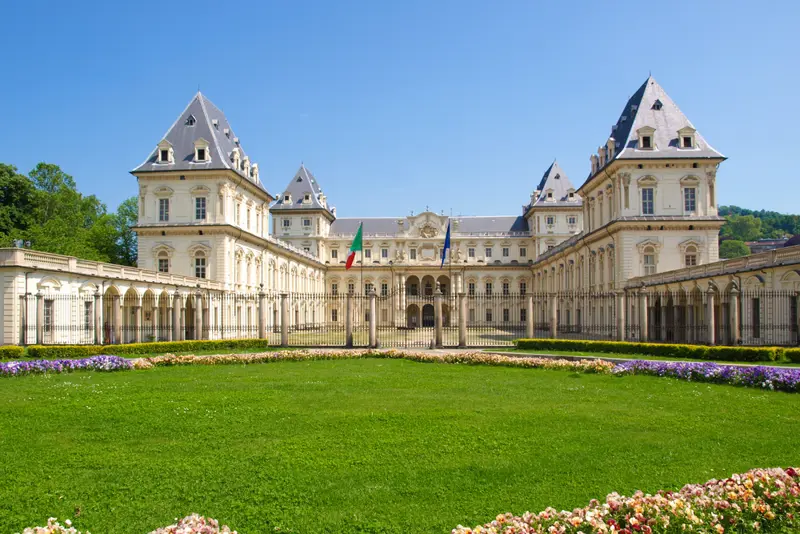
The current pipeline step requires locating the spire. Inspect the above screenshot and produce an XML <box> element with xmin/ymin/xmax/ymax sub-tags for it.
<box><xmin>271</xmin><ymin>164</ymin><xmax>336</xmax><ymax>220</ymax></box>
<box><xmin>528</xmin><ymin>159</ymin><xmax>580</xmax><ymax>210</ymax></box>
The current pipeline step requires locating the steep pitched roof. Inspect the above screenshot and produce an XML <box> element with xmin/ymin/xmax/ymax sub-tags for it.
<box><xmin>525</xmin><ymin>160</ymin><xmax>583</xmax><ymax>211</ymax></box>
<box><xmin>329</xmin><ymin>216</ymin><xmax>528</xmax><ymax>236</ymax></box>
<box><xmin>271</xmin><ymin>164</ymin><xmax>335</xmax><ymax>217</ymax></box>
<box><xmin>607</xmin><ymin>76</ymin><xmax>724</xmax><ymax>163</ymax></box>
<box><xmin>133</xmin><ymin>92</ymin><xmax>270</xmax><ymax>194</ymax></box>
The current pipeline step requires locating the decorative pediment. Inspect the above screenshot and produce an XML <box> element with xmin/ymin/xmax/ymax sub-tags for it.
<box><xmin>188</xmin><ymin>242</ymin><xmax>211</xmax><ymax>257</ymax></box>
<box><xmin>678</xmin><ymin>238</ymin><xmax>702</xmax><ymax>253</ymax></box>
<box><xmin>679</xmin><ymin>174</ymin><xmax>701</xmax><ymax>185</ymax></box>
<box><xmin>418</xmin><ymin>222</ymin><xmax>439</xmax><ymax>239</ymax></box>
<box><xmin>190</xmin><ymin>185</ymin><xmax>211</xmax><ymax>195</ymax></box>
<box><xmin>153</xmin><ymin>186</ymin><xmax>174</xmax><ymax>198</ymax></box>
<box><xmin>636</xmin><ymin>238</ymin><xmax>662</xmax><ymax>252</ymax></box>
<box><xmin>637</xmin><ymin>175</ymin><xmax>658</xmax><ymax>185</ymax></box>
<box><xmin>152</xmin><ymin>243</ymin><xmax>175</xmax><ymax>258</ymax></box>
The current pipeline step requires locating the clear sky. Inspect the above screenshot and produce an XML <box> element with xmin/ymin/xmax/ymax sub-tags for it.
<box><xmin>1</xmin><ymin>0</ymin><xmax>798</xmax><ymax>217</ymax></box>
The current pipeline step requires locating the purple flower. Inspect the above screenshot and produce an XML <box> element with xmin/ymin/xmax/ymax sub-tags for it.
<box><xmin>0</xmin><ymin>355</ymin><xmax>133</xmax><ymax>377</ymax></box>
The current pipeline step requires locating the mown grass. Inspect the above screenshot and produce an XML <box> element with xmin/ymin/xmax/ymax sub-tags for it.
<box><xmin>496</xmin><ymin>348</ymin><xmax>800</xmax><ymax>367</ymax></box>
<box><xmin>1</xmin><ymin>358</ymin><xmax>799</xmax><ymax>533</ymax></box>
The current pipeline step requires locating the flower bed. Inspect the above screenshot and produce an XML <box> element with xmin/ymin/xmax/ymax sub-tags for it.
<box><xmin>453</xmin><ymin>467</ymin><xmax>800</xmax><ymax>534</ymax></box>
<box><xmin>613</xmin><ymin>360</ymin><xmax>800</xmax><ymax>393</ymax></box>
<box><xmin>0</xmin><ymin>355</ymin><xmax>132</xmax><ymax>377</ymax></box>
<box><xmin>18</xmin><ymin>514</ymin><xmax>236</xmax><ymax>534</ymax></box>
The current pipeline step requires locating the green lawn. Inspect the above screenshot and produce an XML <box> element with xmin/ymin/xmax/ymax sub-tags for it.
<box><xmin>1</xmin><ymin>359</ymin><xmax>799</xmax><ymax>534</ymax></box>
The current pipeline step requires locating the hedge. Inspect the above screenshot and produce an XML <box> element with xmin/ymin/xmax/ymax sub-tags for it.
<box><xmin>512</xmin><ymin>338</ymin><xmax>785</xmax><ymax>362</ymax></box>
<box><xmin>787</xmin><ymin>348</ymin><xmax>800</xmax><ymax>363</ymax></box>
<box><xmin>25</xmin><ymin>339</ymin><xmax>271</xmax><ymax>360</ymax></box>
<box><xmin>0</xmin><ymin>345</ymin><xmax>25</xmax><ymax>360</ymax></box>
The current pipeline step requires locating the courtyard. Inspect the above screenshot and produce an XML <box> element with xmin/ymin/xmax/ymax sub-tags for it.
<box><xmin>2</xmin><ymin>357</ymin><xmax>799</xmax><ymax>533</ymax></box>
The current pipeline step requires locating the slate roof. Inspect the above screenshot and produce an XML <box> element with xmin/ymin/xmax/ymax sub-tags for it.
<box><xmin>133</xmin><ymin>92</ymin><xmax>271</xmax><ymax>195</ymax></box>
<box><xmin>271</xmin><ymin>164</ymin><xmax>334</xmax><ymax>217</ymax></box>
<box><xmin>525</xmin><ymin>160</ymin><xmax>583</xmax><ymax>210</ymax></box>
<box><xmin>329</xmin><ymin>216</ymin><xmax>529</xmax><ymax>236</ymax></box>
<box><xmin>604</xmin><ymin>76</ymin><xmax>724</xmax><ymax>164</ymax></box>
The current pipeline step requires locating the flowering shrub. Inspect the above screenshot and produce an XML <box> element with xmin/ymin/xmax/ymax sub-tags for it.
<box><xmin>453</xmin><ymin>467</ymin><xmax>800</xmax><ymax>534</ymax></box>
<box><xmin>0</xmin><ymin>355</ymin><xmax>132</xmax><ymax>377</ymax></box>
<box><xmin>19</xmin><ymin>517</ymin><xmax>84</xmax><ymax>534</ymax></box>
<box><xmin>17</xmin><ymin>515</ymin><xmax>236</xmax><ymax>534</ymax></box>
<box><xmin>613</xmin><ymin>360</ymin><xmax>800</xmax><ymax>393</ymax></box>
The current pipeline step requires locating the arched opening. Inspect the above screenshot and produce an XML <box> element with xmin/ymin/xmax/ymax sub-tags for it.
<box><xmin>421</xmin><ymin>275</ymin><xmax>435</xmax><ymax>296</ymax></box>
<box><xmin>422</xmin><ymin>303</ymin><xmax>434</xmax><ymax>327</ymax></box>
<box><xmin>123</xmin><ymin>288</ymin><xmax>140</xmax><ymax>343</ymax></box>
<box><xmin>405</xmin><ymin>276</ymin><xmax>420</xmax><ymax>296</ymax></box>
<box><xmin>437</xmin><ymin>275</ymin><xmax>450</xmax><ymax>295</ymax></box>
<box><xmin>185</xmin><ymin>296</ymin><xmax>195</xmax><ymax>340</ymax></box>
<box><xmin>406</xmin><ymin>304</ymin><xmax>420</xmax><ymax>328</ymax></box>
<box><xmin>142</xmin><ymin>289</ymin><xmax>157</xmax><ymax>342</ymax></box>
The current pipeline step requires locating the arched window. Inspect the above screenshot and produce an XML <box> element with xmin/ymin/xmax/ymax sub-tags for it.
<box><xmin>643</xmin><ymin>246</ymin><xmax>656</xmax><ymax>275</ymax></box>
<box><xmin>157</xmin><ymin>251</ymin><xmax>169</xmax><ymax>273</ymax></box>
<box><xmin>193</xmin><ymin>250</ymin><xmax>207</xmax><ymax>279</ymax></box>
<box><xmin>684</xmin><ymin>245</ymin><xmax>698</xmax><ymax>267</ymax></box>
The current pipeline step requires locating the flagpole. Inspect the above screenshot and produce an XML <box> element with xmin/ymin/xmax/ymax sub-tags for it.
<box><xmin>359</xmin><ymin>221</ymin><xmax>364</xmax><ymax>297</ymax></box>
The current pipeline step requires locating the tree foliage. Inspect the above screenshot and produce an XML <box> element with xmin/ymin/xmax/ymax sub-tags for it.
<box><xmin>0</xmin><ymin>162</ymin><xmax>137</xmax><ymax>265</ymax></box>
<box><xmin>719</xmin><ymin>205</ymin><xmax>800</xmax><ymax>240</ymax></box>
<box><xmin>719</xmin><ymin>240</ymin><xmax>751</xmax><ymax>259</ymax></box>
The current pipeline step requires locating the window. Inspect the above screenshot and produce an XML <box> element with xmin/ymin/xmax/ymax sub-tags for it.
<box><xmin>468</xmin><ymin>247</ymin><xmax>475</xmax><ymax>258</ymax></box>
<box><xmin>519</xmin><ymin>282</ymin><xmax>527</xmax><ymax>295</ymax></box>
<box><xmin>641</xmin><ymin>188</ymin><xmax>654</xmax><ymax>215</ymax></box>
<box><xmin>503</xmin><ymin>309</ymin><xmax>510</xmax><ymax>322</ymax></box>
<box><xmin>348</xmin><ymin>282</ymin><xmax>355</xmax><ymax>294</ymax></box>
<box><xmin>381</xmin><ymin>248</ymin><xmax>388</xmax><ymax>259</ymax></box>
<box><xmin>410</xmin><ymin>249</ymin><xmax>417</xmax><ymax>260</ymax></box>
<box><xmin>235</xmin><ymin>203</ymin><xmax>241</xmax><ymax>225</ymax></box>
<box><xmin>641</xmin><ymin>136</ymin><xmax>652</xmax><ymax>149</ymax></box>
<box><xmin>331</xmin><ymin>309</ymin><xmax>338</xmax><ymax>322</ymax></box>
<box><xmin>520</xmin><ymin>247</ymin><xmax>527</xmax><ymax>257</ymax></box>
<box><xmin>684</xmin><ymin>246</ymin><xmax>697</xmax><ymax>267</ymax></box>
<box><xmin>468</xmin><ymin>282</ymin><xmax>475</xmax><ymax>296</ymax></box>
<box><xmin>684</xmin><ymin>187</ymin><xmax>696</xmax><ymax>213</ymax></box>
<box><xmin>44</xmin><ymin>300</ymin><xmax>53</xmax><ymax>334</ymax></box>
<box><xmin>502</xmin><ymin>247</ymin><xmax>509</xmax><ymax>257</ymax></box>
<box><xmin>408</xmin><ymin>283</ymin><xmax>418</xmax><ymax>296</ymax></box>
<box><xmin>158</xmin><ymin>258</ymin><xmax>169</xmax><ymax>273</ymax></box>
<box><xmin>547</xmin><ymin>192</ymin><xmax>553</xmax><ymax>199</ymax></box>
<box><xmin>247</xmin><ymin>209</ymin><xmax>251</xmax><ymax>229</ymax></box>
<box><xmin>502</xmin><ymin>282</ymin><xmax>509</xmax><ymax>295</ymax></box>
<box><xmin>195</xmin><ymin>197</ymin><xmax>206</xmax><ymax>220</ymax></box>
<box><xmin>195</xmin><ymin>256</ymin><xmax>207</xmax><ymax>279</ymax></box>
<box><xmin>485</xmin><ymin>282</ymin><xmax>493</xmax><ymax>296</ymax></box>
<box><xmin>282</xmin><ymin>219</ymin><xmax>290</xmax><ymax>228</ymax></box>
<box><xmin>160</xmin><ymin>149</ymin><xmax>169</xmax><ymax>162</ymax></box>
<box><xmin>546</xmin><ymin>216</ymin><xmax>555</xmax><ymax>225</ymax></box>
<box><xmin>520</xmin><ymin>308</ymin><xmax>527</xmax><ymax>322</ymax></box>
<box><xmin>568</xmin><ymin>216</ymin><xmax>577</xmax><ymax>225</ymax></box>
<box><xmin>304</xmin><ymin>194</ymin><xmax>311</xmax><ymax>202</ymax></box>
<box><xmin>547</xmin><ymin>245</ymin><xmax>555</xmax><ymax>251</ymax></box>
<box><xmin>158</xmin><ymin>198</ymin><xmax>169</xmax><ymax>221</ymax></box>
<box><xmin>331</xmin><ymin>249</ymin><xmax>338</xmax><ymax>259</ymax></box>
<box><xmin>381</xmin><ymin>282</ymin><xmax>388</xmax><ymax>296</ymax></box>
<box><xmin>365</xmin><ymin>282</ymin><xmax>374</xmax><ymax>294</ymax></box>
<box><xmin>84</xmin><ymin>301</ymin><xmax>92</xmax><ymax>332</ymax></box>
<box><xmin>652</xmin><ymin>99</ymin><xmax>663</xmax><ymax>110</ymax></box>
<box><xmin>364</xmin><ymin>249</ymin><xmax>372</xmax><ymax>259</ymax></box>
<box><xmin>683</xmin><ymin>136</ymin><xmax>693</xmax><ymax>148</ymax></box>
<box><xmin>331</xmin><ymin>283</ymin><xmax>338</xmax><ymax>295</ymax></box>
<box><xmin>485</xmin><ymin>247</ymin><xmax>492</xmax><ymax>258</ymax></box>
<box><xmin>303</xmin><ymin>247</ymin><xmax>310</xmax><ymax>253</ymax></box>
<box><xmin>284</xmin><ymin>195</ymin><xmax>290</xmax><ymax>202</ymax></box>
<box><xmin>643</xmin><ymin>246</ymin><xmax>656</xmax><ymax>276</ymax></box>
<box><xmin>486</xmin><ymin>309</ymin><xmax>493</xmax><ymax>322</ymax></box>
<box><xmin>303</xmin><ymin>218</ymin><xmax>311</xmax><ymax>227</ymax></box>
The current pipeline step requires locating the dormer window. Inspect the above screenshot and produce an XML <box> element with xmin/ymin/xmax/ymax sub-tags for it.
<box><xmin>303</xmin><ymin>193</ymin><xmax>311</xmax><ymax>203</ymax></box>
<box><xmin>224</xmin><ymin>128</ymin><xmax>230</xmax><ymax>138</ymax></box>
<box><xmin>231</xmin><ymin>147</ymin><xmax>241</xmax><ymax>169</ymax></box>
<box><xmin>283</xmin><ymin>193</ymin><xmax>291</xmax><ymax>203</ymax></box>
<box><xmin>637</xmin><ymin>126</ymin><xmax>656</xmax><ymax>150</ymax></box>
<box><xmin>157</xmin><ymin>140</ymin><xmax>174</xmax><ymax>164</ymax></box>
<box><xmin>678</xmin><ymin>126</ymin><xmax>696</xmax><ymax>149</ymax></box>
<box><xmin>193</xmin><ymin>138</ymin><xmax>210</xmax><ymax>163</ymax></box>
<box><xmin>186</xmin><ymin>115</ymin><xmax>196</xmax><ymax>126</ymax></box>
<box><xmin>652</xmin><ymin>99</ymin><xmax>663</xmax><ymax>110</ymax></box>
<box><xmin>197</xmin><ymin>148</ymin><xmax>206</xmax><ymax>161</ymax></box>
<box><xmin>641</xmin><ymin>136</ymin><xmax>652</xmax><ymax>149</ymax></box>
<box><xmin>160</xmin><ymin>149</ymin><xmax>169</xmax><ymax>162</ymax></box>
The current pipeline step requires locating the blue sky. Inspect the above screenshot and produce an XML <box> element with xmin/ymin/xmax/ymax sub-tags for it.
<box><xmin>1</xmin><ymin>0</ymin><xmax>797</xmax><ymax>217</ymax></box>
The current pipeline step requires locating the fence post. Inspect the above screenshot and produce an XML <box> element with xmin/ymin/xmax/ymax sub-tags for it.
<box><xmin>729</xmin><ymin>286</ymin><xmax>740</xmax><ymax>345</ymax></box>
<box><xmin>526</xmin><ymin>293</ymin><xmax>534</xmax><ymax>339</ymax></box>
<box><xmin>194</xmin><ymin>291</ymin><xmax>203</xmax><ymax>341</ymax></box>
<box><xmin>35</xmin><ymin>291</ymin><xmax>44</xmax><ymax>344</ymax></box>
<box><xmin>616</xmin><ymin>290</ymin><xmax>626</xmax><ymax>341</ymax></box>
<box><xmin>706</xmin><ymin>286</ymin><xmax>716</xmax><ymax>345</ymax></box>
<box><xmin>345</xmin><ymin>292</ymin><xmax>353</xmax><ymax>348</ymax></box>
<box><xmin>258</xmin><ymin>286</ymin><xmax>267</xmax><ymax>339</ymax></box>
<box><xmin>369</xmin><ymin>290</ymin><xmax>377</xmax><ymax>348</ymax></box>
<box><xmin>92</xmin><ymin>291</ymin><xmax>101</xmax><ymax>345</ymax></box>
<box><xmin>796</xmin><ymin>292</ymin><xmax>800</xmax><ymax>345</ymax></box>
<box><xmin>458</xmin><ymin>292</ymin><xmax>467</xmax><ymax>347</ymax></box>
<box><xmin>172</xmin><ymin>292</ymin><xmax>181</xmax><ymax>342</ymax></box>
<box><xmin>19</xmin><ymin>295</ymin><xmax>26</xmax><ymax>345</ymax></box>
<box><xmin>434</xmin><ymin>287</ymin><xmax>443</xmax><ymax>348</ymax></box>
<box><xmin>134</xmin><ymin>298</ymin><xmax>143</xmax><ymax>343</ymax></box>
<box><xmin>639</xmin><ymin>288</ymin><xmax>649</xmax><ymax>342</ymax></box>
<box><xmin>280</xmin><ymin>293</ymin><xmax>289</xmax><ymax>346</ymax></box>
<box><xmin>165</xmin><ymin>299</ymin><xmax>173</xmax><ymax>342</ymax></box>
<box><xmin>549</xmin><ymin>293</ymin><xmax>558</xmax><ymax>339</ymax></box>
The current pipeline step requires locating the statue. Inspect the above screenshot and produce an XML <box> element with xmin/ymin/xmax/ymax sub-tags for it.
<box><xmin>419</xmin><ymin>223</ymin><xmax>439</xmax><ymax>238</ymax></box>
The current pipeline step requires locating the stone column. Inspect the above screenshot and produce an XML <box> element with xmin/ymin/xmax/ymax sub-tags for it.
<box><xmin>729</xmin><ymin>287</ymin><xmax>741</xmax><ymax>346</ymax></box>
<box><xmin>172</xmin><ymin>292</ymin><xmax>181</xmax><ymax>342</ymax></box>
<box><xmin>615</xmin><ymin>290</ymin><xmax>626</xmax><ymax>341</ymax></box>
<box><xmin>19</xmin><ymin>295</ymin><xmax>27</xmax><ymax>345</ymax></box>
<box><xmin>458</xmin><ymin>292</ymin><xmax>467</xmax><ymax>347</ymax></box>
<box><xmin>345</xmin><ymin>292</ymin><xmax>353</xmax><ymax>348</ymax></box>
<box><xmin>638</xmin><ymin>288</ymin><xmax>649</xmax><ymax>342</ymax></box>
<box><xmin>706</xmin><ymin>287</ymin><xmax>716</xmax><ymax>345</ymax></box>
<box><xmin>194</xmin><ymin>292</ymin><xmax>203</xmax><ymax>341</ymax></box>
<box><xmin>93</xmin><ymin>292</ymin><xmax>102</xmax><ymax>345</ymax></box>
<box><xmin>35</xmin><ymin>291</ymin><xmax>44</xmax><ymax>345</ymax></box>
<box><xmin>526</xmin><ymin>293</ymin><xmax>534</xmax><ymax>339</ymax></box>
<box><xmin>280</xmin><ymin>293</ymin><xmax>289</xmax><ymax>346</ymax></box>
<box><xmin>134</xmin><ymin>302</ymin><xmax>143</xmax><ymax>343</ymax></box>
<box><xmin>369</xmin><ymin>290</ymin><xmax>377</xmax><ymax>348</ymax></box>
<box><xmin>434</xmin><ymin>288</ymin><xmax>443</xmax><ymax>348</ymax></box>
<box><xmin>152</xmin><ymin>300</ymin><xmax>159</xmax><ymax>342</ymax></box>
<box><xmin>549</xmin><ymin>293</ymin><xmax>558</xmax><ymax>339</ymax></box>
<box><xmin>795</xmin><ymin>292</ymin><xmax>800</xmax><ymax>346</ymax></box>
<box><xmin>672</xmin><ymin>294</ymin><xmax>681</xmax><ymax>344</ymax></box>
<box><xmin>258</xmin><ymin>288</ymin><xmax>267</xmax><ymax>339</ymax></box>
<box><xmin>113</xmin><ymin>294</ymin><xmax>122</xmax><ymax>345</ymax></box>
<box><xmin>165</xmin><ymin>300</ymin><xmax>173</xmax><ymax>342</ymax></box>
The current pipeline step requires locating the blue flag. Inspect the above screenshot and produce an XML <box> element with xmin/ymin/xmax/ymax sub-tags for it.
<box><xmin>440</xmin><ymin>220</ymin><xmax>451</xmax><ymax>268</ymax></box>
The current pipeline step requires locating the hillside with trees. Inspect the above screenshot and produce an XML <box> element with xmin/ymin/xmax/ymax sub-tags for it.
<box><xmin>0</xmin><ymin>162</ymin><xmax>137</xmax><ymax>266</ymax></box>
<box><xmin>718</xmin><ymin>205</ymin><xmax>800</xmax><ymax>259</ymax></box>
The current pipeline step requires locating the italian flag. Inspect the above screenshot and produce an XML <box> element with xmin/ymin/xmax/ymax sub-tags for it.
<box><xmin>345</xmin><ymin>222</ymin><xmax>363</xmax><ymax>270</ymax></box>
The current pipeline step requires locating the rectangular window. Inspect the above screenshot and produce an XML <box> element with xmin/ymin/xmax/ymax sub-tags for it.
<box><xmin>502</xmin><ymin>282</ymin><xmax>509</xmax><ymax>295</ymax></box>
<box><xmin>683</xmin><ymin>136</ymin><xmax>693</xmax><ymax>148</ymax></box>
<box><xmin>331</xmin><ymin>249</ymin><xmax>338</xmax><ymax>259</ymax></box>
<box><xmin>158</xmin><ymin>258</ymin><xmax>169</xmax><ymax>273</ymax></box>
<box><xmin>641</xmin><ymin>188</ymin><xmax>654</xmax><ymax>215</ymax></box>
<box><xmin>195</xmin><ymin>257</ymin><xmax>206</xmax><ymax>279</ymax></box>
<box><xmin>160</xmin><ymin>149</ymin><xmax>169</xmax><ymax>162</ymax></box>
<box><xmin>235</xmin><ymin>203</ymin><xmax>241</xmax><ymax>224</ymax></box>
<box><xmin>303</xmin><ymin>218</ymin><xmax>311</xmax><ymax>227</ymax></box>
<box><xmin>468</xmin><ymin>282</ymin><xmax>475</xmax><ymax>296</ymax></box>
<box><xmin>503</xmin><ymin>308</ymin><xmax>510</xmax><ymax>322</ymax></box>
<box><xmin>752</xmin><ymin>298</ymin><xmax>761</xmax><ymax>339</ymax></box>
<box><xmin>195</xmin><ymin>197</ymin><xmax>206</xmax><ymax>220</ymax></box>
<box><xmin>381</xmin><ymin>248</ymin><xmax>388</xmax><ymax>258</ymax></box>
<box><xmin>684</xmin><ymin>187</ymin><xmax>696</xmax><ymax>213</ymax></box>
<box><xmin>409</xmin><ymin>249</ymin><xmax>416</xmax><ymax>260</ymax></box>
<box><xmin>643</xmin><ymin>254</ymin><xmax>656</xmax><ymax>275</ymax></box>
<box><xmin>282</xmin><ymin>219</ymin><xmax>290</xmax><ymax>227</ymax></box>
<box><xmin>568</xmin><ymin>216</ymin><xmax>577</xmax><ymax>225</ymax></box>
<box><xmin>520</xmin><ymin>308</ymin><xmax>527</xmax><ymax>322</ymax></box>
<box><xmin>347</xmin><ymin>282</ymin><xmax>355</xmax><ymax>294</ymax></box>
<box><xmin>519</xmin><ymin>247</ymin><xmax>527</xmax><ymax>257</ymax></box>
<box><xmin>486</xmin><ymin>309</ymin><xmax>493</xmax><ymax>322</ymax></box>
<box><xmin>331</xmin><ymin>283</ymin><xmax>338</xmax><ymax>295</ymax></box>
<box><xmin>365</xmin><ymin>283</ymin><xmax>374</xmax><ymax>294</ymax></box>
<box><xmin>197</xmin><ymin>148</ymin><xmax>206</xmax><ymax>161</ymax></box>
<box><xmin>158</xmin><ymin>198</ymin><xmax>169</xmax><ymax>221</ymax></box>
<box><xmin>468</xmin><ymin>248</ymin><xmax>475</xmax><ymax>258</ymax></box>
<box><xmin>502</xmin><ymin>247</ymin><xmax>509</xmax><ymax>257</ymax></box>
<box><xmin>84</xmin><ymin>301</ymin><xmax>92</xmax><ymax>332</ymax></box>
<box><xmin>364</xmin><ymin>249</ymin><xmax>372</xmax><ymax>259</ymax></box>
<box><xmin>332</xmin><ymin>309</ymin><xmax>338</xmax><ymax>322</ymax></box>
<box><xmin>519</xmin><ymin>282</ymin><xmax>527</xmax><ymax>295</ymax></box>
<box><xmin>44</xmin><ymin>300</ymin><xmax>53</xmax><ymax>334</ymax></box>
<box><xmin>641</xmin><ymin>136</ymin><xmax>652</xmax><ymax>149</ymax></box>
<box><xmin>381</xmin><ymin>283</ymin><xmax>388</xmax><ymax>296</ymax></box>
<box><xmin>685</xmin><ymin>253</ymin><xmax>697</xmax><ymax>267</ymax></box>
<box><xmin>485</xmin><ymin>282</ymin><xmax>493</xmax><ymax>296</ymax></box>
<box><xmin>485</xmin><ymin>248</ymin><xmax>492</xmax><ymax>258</ymax></box>
<box><xmin>546</xmin><ymin>216</ymin><xmax>555</xmax><ymax>225</ymax></box>
<box><xmin>247</xmin><ymin>209</ymin><xmax>251</xmax><ymax>229</ymax></box>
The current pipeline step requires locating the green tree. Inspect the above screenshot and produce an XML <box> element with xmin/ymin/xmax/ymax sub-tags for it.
<box><xmin>720</xmin><ymin>214</ymin><xmax>762</xmax><ymax>242</ymax></box>
<box><xmin>112</xmin><ymin>196</ymin><xmax>138</xmax><ymax>266</ymax></box>
<box><xmin>0</xmin><ymin>164</ymin><xmax>37</xmax><ymax>242</ymax></box>
<box><xmin>719</xmin><ymin>240</ymin><xmax>750</xmax><ymax>259</ymax></box>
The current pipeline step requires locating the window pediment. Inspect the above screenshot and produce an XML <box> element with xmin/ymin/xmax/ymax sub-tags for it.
<box><xmin>637</xmin><ymin>175</ymin><xmax>658</xmax><ymax>186</ymax></box>
<box><xmin>153</xmin><ymin>186</ymin><xmax>174</xmax><ymax>198</ymax></box>
<box><xmin>190</xmin><ymin>185</ymin><xmax>211</xmax><ymax>195</ymax></box>
<box><xmin>152</xmin><ymin>244</ymin><xmax>175</xmax><ymax>258</ymax></box>
<box><xmin>636</xmin><ymin>238</ymin><xmax>662</xmax><ymax>252</ymax></box>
